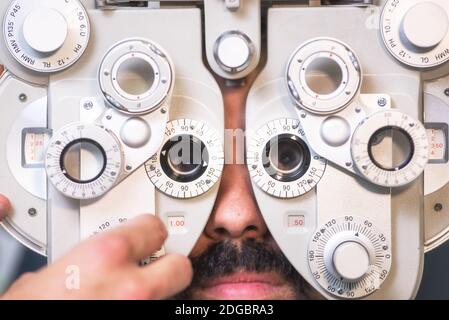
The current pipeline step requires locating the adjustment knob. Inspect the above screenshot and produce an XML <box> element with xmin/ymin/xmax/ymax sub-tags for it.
<box><xmin>23</xmin><ymin>8</ymin><xmax>68</xmax><ymax>54</ymax></box>
<box><xmin>2</xmin><ymin>0</ymin><xmax>90</xmax><ymax>73</ymax></box>
<box><xmin>381</xmin><ymin>0</ymin><xmax>449</xmax><ymax>68</ymax></box>
<box><xmin>214</xmin><ymin>31</ymin><xmax>254</xmax><ymax>73</ymax></box>
<box><xmin>331</xmin><ymin>241</ymin><xmax>370</xmax><ymax>281</ymax></box>
<box><xmin>401</xmin><ymin>2</ymin><xmax>449</xmax><ymax>49</ymax></box>
<box><xmin>308</xmin><ymin>216</ymin><xmax>392</xmax><ymax>299</ymax></box>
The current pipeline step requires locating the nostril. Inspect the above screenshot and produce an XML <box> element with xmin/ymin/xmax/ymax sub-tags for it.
<box><xmin>245</xmin><ymin>225</ymin><xmax>258</xmax><ymax>233</ymax></box>
<box><xmin>213</xmin><ymin>225</ymin><xmax>259</xmax><ymax>240</ymax></box>
<box><xmin>214</xmin><ymin>227</ymin><xmax>229</xmax><ymax>237</ymax></box>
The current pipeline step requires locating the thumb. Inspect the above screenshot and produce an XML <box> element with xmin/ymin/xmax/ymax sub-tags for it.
<box><xmin>0</xmin><ymin>195</ymin><xmax>11</xmax><ymax>220</ymax></box>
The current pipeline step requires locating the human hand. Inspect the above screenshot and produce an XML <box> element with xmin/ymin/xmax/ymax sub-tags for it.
<box><xmin>0</xmin><ymin>194</ymin><xmax>11</xmax><ymax>220</ymax></box>
<box><xmin>1</xmin><ymin>213</ymin><xmax>192</xmax><ymax>300</ymax></box>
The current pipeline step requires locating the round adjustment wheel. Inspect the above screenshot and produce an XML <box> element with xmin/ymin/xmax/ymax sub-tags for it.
<box><xmin>381</xmin><ymin>0</ymin><xmax>449</xmax><ymax>68</ymax></box>
<box><xmin>402</xmin><ymin>2</ymin><xmax>449</xmax><ymax>49</ymax></box>
<box><xmin>45</xmin><ymin>123</ymin><xmax>123</xmax><ymax>200</ymax></box>
<box><xmin>247</xmin><ymin>118</ymin><xmax>326</xmax><ymax>199</ymax></box>
<box><xmin>351</xmin><ymin>110</ymin><xmax>429</xmax><ymax>187</ymax></box>
<box><xmin>332</xmin><ymin>241</ymin><xmax>370</xmax><ymax>282</ymax></box>
<box><xmin>214</xmin><ymin>31</ymin><xmax>254</xmax><ymax>73</ymax></box>
<box><xmin>145</xmin><ymin>119</ymin><xmax>224</xmax><ymax>199</ymax></box>
<box><xmin>99</xmin><ymin>39</ymin><xmax>174</xmax><ymax>115</ymax></box>
<box><xmin>22</xmin><ymin>8</ymin><xmax>68</xmax><ymax>54</ymax></box>
<box><xmin>308</xmin><ymin>216</ymin><xmax>392</xmax><ymax>299</ymax></box>
<box><xmin>286</xmin><ymin>38</ymin><xmax>362</xmax><ymax>115</ymax></box>
<box><xmin>3</xmin><ymin>0</ymin><xmax>90</xmax><ymax>73</ymax></box>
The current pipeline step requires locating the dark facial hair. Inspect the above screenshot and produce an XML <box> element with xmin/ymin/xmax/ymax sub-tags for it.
<box><xmin>175</xmin><ymin>238</ymin><xmax>318</xmax><ymax>300</ymax></box>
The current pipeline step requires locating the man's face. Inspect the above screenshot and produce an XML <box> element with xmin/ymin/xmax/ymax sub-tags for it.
<box><xmin>177</xmin><ymin>74</ymin><xmax>321</xmax><ymax>300</ymax></box>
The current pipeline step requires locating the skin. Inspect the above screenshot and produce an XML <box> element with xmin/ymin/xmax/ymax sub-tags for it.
<box><xmin>0</xmin><ymin>70</ymin><xmax>316</xmax><ymax>300</ymax></box>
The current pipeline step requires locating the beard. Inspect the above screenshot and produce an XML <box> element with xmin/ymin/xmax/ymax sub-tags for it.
<box><xmin>175</xmin><ymin>238</ymin><xmax>319</xmax><ymax>300</ymax></box>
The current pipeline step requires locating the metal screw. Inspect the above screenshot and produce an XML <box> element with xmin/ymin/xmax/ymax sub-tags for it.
<box><xmin>106</xmin><ymin>115</ymin><xmax>112</xmax><ymax>120</ymax></box>
<box><xmin>355</xmin><ymin>107</ymin><xmax>362</xmax><ymax>113</ymax></box>
<box><xmin>345</xmin><ymin>162</ymin><xmax>352</xmax><ymax>167</ymax></box>
<box><xmin>434</xmin><ymin>203</ymin><xmax>443</xmax><ymax>212</ymax></box>
<box><xmin>28</xmin><ymin>208</ymin><xmax>37</xmax><ymax>217</ymax></box>
<box><xmin>444</xmin><ymin>88</ymin><xmax>449</xmax><ymax>97</ymax></box>
<box><xmin>206</xmin><ymin>179</ymin><xmax>212</xmax><ymax>184</ymax></box>
<box><xmin>161</xmin><ymin>107</ymin><xmax>167</xmax><ymax>114</ymax></box>
<box><xmin>300</xmin><ymin>112</ymin><xmax>307</xmax><ymax>119</ymax></box>
<box><xmin>252</xmin><ymin>165</ymin><xmax>257</xmax><ymax>170</ymax></box>
<box><xmin>377</xmin><ymin>97</ymin><xmax>387</xmax><ymax>107</ymax></box>
<box><xmin>83</xmin><ymin>101</ymin><xmax>94</xmax><ymax>110</ymax></box>
<box><xmin>126</xmin><ymin>165</ymin><xmax>132</xmax><ymax>171</ymax></box>
<box><xmin>19</xmin><ymin>93</ymin><xmax>27</xmax><ymax>102</ymax></box>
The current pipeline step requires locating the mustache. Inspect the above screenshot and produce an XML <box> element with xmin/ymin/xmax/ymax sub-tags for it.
<box><xmin>175</xmin><ymin>239</ymin><xmax>310</xmax><ymax>299</ymax></box>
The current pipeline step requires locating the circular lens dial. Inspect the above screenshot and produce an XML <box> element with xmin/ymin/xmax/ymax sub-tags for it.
<box><xmin>381</xmin><ymin>0</ymin><xmax>449</xmax><ymax>68</ymax></box>
<box><xmin>99</xmin><ymin>39</ymin><xmax>174</xmax><ymax>115</ymax></box>
<box><xmin>3</xmin><ymin>0</ymin><xmax>90</xmax><ymax>73</ymax></box>
<box><xmin>247</xmin><ymin>119</ymin><xmax>326</xmax><ymax>199</ymax></box>
<box><xmin>46</xmin><ymin>123</ymin><xmax>123</xmax><ymax>200</ymax></box>
<box><xmin>146</xmin><ymin>119</ymin><xmax>224</xmax><ymax>199</ymax></box>
<box><xmin>351</xmin><ymin>110</ymin><xmax>429</xmax><ymax>187</ymax></box>
<box><xmin>286</xmin><ymin>38</ymin><xmax>361</xmax><ymax>115</ymax></box>
<box><xmin>308</xmin><ymin>216</ymin><xmax>392</xmax><ymax>299</ymax></box>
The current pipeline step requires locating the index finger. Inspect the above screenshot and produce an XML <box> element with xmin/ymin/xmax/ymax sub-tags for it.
<box><xmin>95</xmin><ymin>214</ymin><xmax>168</xmax><ymax>262</ymax></box>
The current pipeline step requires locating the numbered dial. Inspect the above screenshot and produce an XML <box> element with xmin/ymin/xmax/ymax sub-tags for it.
<box><xmin>46</xmin><ymin>123</ymin><xmax>123</xmax><ymax>200</ymax></box>
<box><xmin>3</xmin><ymin>0</ymin><xmax>90</xmax><ymax>73</ymax></box>
<box><xmin>351</xmin><ymin>110</ymin><xmax>429</xmax><ymax>187</ymax></box>
<box><xmin>286</xmin><ymin>38</ymin><xmax>361</xmax><ymax>115</ymax></box>
<box><xmin>247</xmin><ymin>119</ymin><xmax>326</xmax><ymax>199</ymax></box>
<box><xmin>308</xmin><ymin>216</ymin><xmax>392</xmax><ymax>299</ymax></box>
<box><xmin>381</xmin><ymin>0</ymin><xmax>449</xmax><ymax>68</ymax></box>
<box><xmin>146</xmin><ymin>119</ymin><xmax>224</xmax><ymax>199</ymax></box>
<box><xmin>89</xmin><ymin>217</ymin><xmax>129</xmax><ymax>236</ymax></box>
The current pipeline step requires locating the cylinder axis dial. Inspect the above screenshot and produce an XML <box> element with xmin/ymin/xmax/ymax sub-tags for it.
<box><xmin>46</xmin><ymin>123</ymin><xmax>123</xmax><ymax>200</ymax></box>
<box><xmin>3</xmin><ymin>0</ymin><xmax>90</xmax><ymax>73</ymax></box>
<box><xmin>247</xmin><ymin>119</ymin><xmax>326</xmax><ymax>199</ymax></box>
<box><xmin>308</xmin><ymin>216</ymin><xmax>392</xmax><ymax>299</ymax></box>
<box><xmin>381</xmin><ymin>0</ymin><xmax>449</xmax><ymax>68</ymax></box>
<box><xmin>351</xmin><ymin>110</ymin><xmax>429</xmax><ymax>187</ymax></box>
<box><xmin>146</xmin><ymin>119</ymin><xmax>224</xmax><ymax>199</ymax></box>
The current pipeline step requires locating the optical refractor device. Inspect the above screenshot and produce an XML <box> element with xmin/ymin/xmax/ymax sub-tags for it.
<box><xmin>1</xmin><ymin>0</ymin><xmax>449</xmax><ymax>300</ymax></box>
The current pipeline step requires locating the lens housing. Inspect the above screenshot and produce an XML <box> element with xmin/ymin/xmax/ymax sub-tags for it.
<box><xmin>262</xmin><ymin>134</ymin><xmax>311</xmax><ymax>183</ymax></box>
<box><xmin>160</xmin><ymin>134</ymin><xmax>209</xmax><ymax>183</ymax></box>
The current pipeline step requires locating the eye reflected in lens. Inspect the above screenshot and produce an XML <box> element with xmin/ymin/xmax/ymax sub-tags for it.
<box><xmin>160</xmin><ymin>134</ymin><xmax>209</xmax><ymax>183</ymax></box>
<box><xmin>263</xmin><ymin>134</ymin><xmax>311</xmax><ymax>182</ymax></box>
<box><xmin>368</xmin><ymin>126</ymin><xmax>414</xmax><ymax>171</ymax></box>
<box><xmin>60</xmin><ymin>139</ymin><xmax>107</xmax><ymax>184</ymax></box>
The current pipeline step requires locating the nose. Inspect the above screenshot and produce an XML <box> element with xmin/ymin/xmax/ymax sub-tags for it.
<box><xmin>204</xmin><ymin>163</ymin><xmax>268</xmax><ymax>241</ymax></box>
